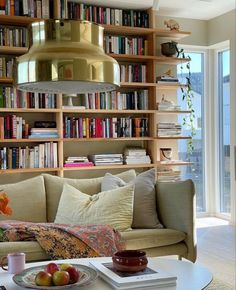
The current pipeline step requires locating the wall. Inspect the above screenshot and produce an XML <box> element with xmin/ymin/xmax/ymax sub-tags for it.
<box><xmin>155</xmin><ymin>15</ymin><xmax>208</xmax><ymax>46</ymax></box>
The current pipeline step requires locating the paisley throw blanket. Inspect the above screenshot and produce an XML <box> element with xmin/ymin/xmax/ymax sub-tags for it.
<box><xmin>0</xmin><ymin>220</ymin><xmax>125</xmax><ymax>259</ymax></box>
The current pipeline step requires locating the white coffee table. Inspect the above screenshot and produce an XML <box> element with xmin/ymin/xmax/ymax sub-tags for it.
<box><xmin>0</xmin><ymin>257</ymin><xmax>212</xmax><ymax>290</ymax></box>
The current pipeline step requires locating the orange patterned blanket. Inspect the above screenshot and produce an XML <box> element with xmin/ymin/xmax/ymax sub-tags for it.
<box><xmin>0</xmin><ymin>220</ymin><xmax>125</xmax><ymax>259</ymax></box>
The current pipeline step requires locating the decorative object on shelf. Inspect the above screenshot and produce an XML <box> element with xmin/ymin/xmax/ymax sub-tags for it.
<box><xmin>157</xmin><ymin>95</ymin><xmax>181</xmax><ymax>111</ymax></box>
<box><xmin>160</xmin><ymin>148</ymin><xmax>172</xmax><ymax>161</ymax></box>
<box><xmin>17</xmin><ymin>20</ymin><xmax>120</xmax><ymax>94</ymax></box>
<box><xmin>156</xmin><ymin>69</ymin><xmax>180</xmax><ymax>84</ymax></box>
<box><xmin>161</xmin><ymin>41</ymin><xmax>183</xmax><ymax>57</ymax></box>
<box><xmin>164</xmin><ymin>19</ymin><xmax>180</xmax><ymax>31</ymax></box>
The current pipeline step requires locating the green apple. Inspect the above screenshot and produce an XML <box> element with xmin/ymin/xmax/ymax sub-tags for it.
<box><xmin>60</xmin><ymin>263</ymin><xmax>73</xmax><ymax>271</ymax></box>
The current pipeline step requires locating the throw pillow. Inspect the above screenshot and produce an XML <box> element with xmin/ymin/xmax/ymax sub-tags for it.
<box><xmin>43</xmin><ymin>169</ymin><xmax>136</xmax><ymax>222</ymax></box>
<box><xmin>54</xmin><ymin>183</ymin><xmax>135</xmax><ymax>231</ymax></box>
<box><xmin>0</xmin><ymin>176</ymin><xmax>46</xmax><ymax>222</ymax></box>
<box><xmin>101</xmin><ymin>169</ymin><xmax>163</xmax><ymax>229</ymax></box>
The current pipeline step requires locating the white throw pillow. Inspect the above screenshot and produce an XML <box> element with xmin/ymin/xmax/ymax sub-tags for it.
<box><xmin>54</xmin><ymin>183</ymin><xmax>134</xmax><ymax>231</ymax></box>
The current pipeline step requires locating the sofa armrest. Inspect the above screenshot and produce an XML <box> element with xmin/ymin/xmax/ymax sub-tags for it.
<box><xmin>156</xmin><ymin>179</ymin><xmax>196</xmax><ymax>262</ymax></box>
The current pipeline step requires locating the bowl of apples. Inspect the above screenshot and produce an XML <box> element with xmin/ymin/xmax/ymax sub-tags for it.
<box><xmin>13</xmin><ymin>262</ymin><xmax>98</xmax><ymax>289</ymax></box>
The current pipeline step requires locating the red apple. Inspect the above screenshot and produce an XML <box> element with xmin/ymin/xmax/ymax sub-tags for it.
<box><xmin>52</xmin><ymin>270</ymin><xmax>70</xmax><ymax>286</ymax></box>
<box><xmin>45</xmin><ymin>262</ymin><xmax>59</xmax><ymax>275</ymax></box>
<box><xmin>35</xmin><ymin>271</ymin><xmax>52</xmax><ymax>286</ymax></box>
<box><xmin>66</xmin><ymin>266</ymin><xmax>80</xmax><ymax>284</ymax></box>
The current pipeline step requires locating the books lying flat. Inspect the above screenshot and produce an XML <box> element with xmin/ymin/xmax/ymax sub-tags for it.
<box><xmin>90</xmin><ymin>260</ymin><xmax>177</xmax><ymax>290</ymax></box>
<box><xmin>64</xmin><ymin>162</ymin><xmax>94</xmax><ymax>167</ymax></box>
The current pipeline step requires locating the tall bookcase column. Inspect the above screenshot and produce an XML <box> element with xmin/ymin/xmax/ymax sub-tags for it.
<box><xmin>56</xmin><ymin>94</ymin><xmax>64</xmax><ymax>177</ymax></box>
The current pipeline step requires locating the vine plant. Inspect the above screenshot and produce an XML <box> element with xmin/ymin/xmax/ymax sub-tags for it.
<box><xmin>179</xmin><ymin>54</ymin><xmax>196</xmax><ymax>154</ymax></box>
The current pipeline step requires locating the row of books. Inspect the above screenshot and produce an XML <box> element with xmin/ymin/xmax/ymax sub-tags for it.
<box><xmin>0</xmin><ymin>57</ymin><xmax>15</xmax><ymax>78</ymax></box>
<box><xmin>0</xmin><ymin>0</ymin><xmax>52</xmax><ymax>18</ymax></box>
<box><xmin>63</xmin><ymin>117</ymin><xmax>148</xmax><ymax>139</ymax></box>
<box><xmin>120</xmin><ymin>64</ymin><xmax>147</xmax><ymax>83</ymax></box>
<box><xmin>0</xmin><ymin>26</ymin><xmax>28</xmax><ymax>47</ymax></box>
<box><xmin>67</xmin><ymin>3</ymin><xmax>149</xmax><ymax>28</ymax></box>
<box><xmin>0</xmin><ymin>115</ymin><xmax>29</xmax><ymax>139</ymax></box>
<box><xmin>79</xmin><ymin>90</ymin><xmax>149</xmax><ymax>111</ymax></box>
<box><xmin>104</xmin><ymin>36</ymin><xmax>148</xmax><ymax>56</ymax></box>
<box><xmin>0</xmin><ymin>142</ymin><xmax>58</xmax><ymax>169</ymax></box>
<box><xmin>157</xmin><ymin>122</ymin><xmax>182</xmax><ymax>137</ymax></box>
<box><xmin>0</xmin><ymin>87</ymin><xmax>57</xmax><ymax>109</ymax></box>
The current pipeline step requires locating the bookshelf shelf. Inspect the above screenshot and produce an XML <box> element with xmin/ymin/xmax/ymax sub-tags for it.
<box><xmin>63</xmin><ymin>164</ymin><xmax>155</xmax><ymax>171</ymax></box>
<box><xmin>0</xmin><ymin>168</ymin><xmax>60</xmax><ymax>174</ymax></box>
<box><xmin>0</xmin><ymin>77</ymin><xmax>13</xmax><ymax>84</ymax></box>
<box><xmin>155</xmin><ymin>136</ymin><xmax>192</xmax><ymax>140</ymax></box>
<box><xmin>63</xmin><ymin>137</ymin><xmax>153</xmax><ymax>142</ymax></box>
<box><xmin>0</xmin><ymin>46</ymin><xmax>28</xmax><ymax>55</ymax></box>
<box><xmin>62</xmin><ymin>109</ymin><xmax>155</xmax><ymax>114</ymax></box>
<box><xmin>156</xmin><ymin>110</ymin><xmax>192</xmax><ymax>114</ymax></box>
<box><xmin>0</xmin><ymin>108</ymin><xmax>61</xmax><ymax>113</ymax></box>
<box><xmin>156</xmin><ymin>161</ymin><xmax>193</xmax><ymax>166</ymax></box>
<box><xmin>0</xmin><ymin>15</ymin><xmax>39</xmax><ymax>26</ymax></box>
<box><xmin>0</xmin><ymin>138</ymin><xmax>61</xmax><ymax>143</ymax></box>
<box><xmin>121</xmin><ymin>82</ymin><xmax>156</xmax><ymax>88</ymax></box>
<box><xmin>108</xmin><ymin>54</ymin><xmax>190</xmax><ymax>64</ymax></box>
<box><xmin>156</xmin><ymin>83</ymin><xmax>188</xmax><ymax>89</ymax></box>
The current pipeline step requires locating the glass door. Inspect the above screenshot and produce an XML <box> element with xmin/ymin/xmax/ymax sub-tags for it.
<box><xmin>218</xmin><ymin>49</ymin><xmax>230</xmax><ymax>214</ymax></box>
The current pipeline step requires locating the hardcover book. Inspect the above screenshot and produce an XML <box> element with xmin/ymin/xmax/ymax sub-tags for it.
<box><xmin>90</xmin><ymin>260</ymin><xmax>177</xmax><ymax>289</ymax></box>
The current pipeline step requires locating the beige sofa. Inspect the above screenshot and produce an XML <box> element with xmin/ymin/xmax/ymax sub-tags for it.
<box><xmin>0</xmin><ymin>171</ymin><xmax>196</xmax><ymax>263</ymax></box>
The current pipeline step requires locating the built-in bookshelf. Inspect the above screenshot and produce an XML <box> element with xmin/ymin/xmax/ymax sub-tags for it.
<box><xmin>0</xmin><ymin>1</ymin><xmax>192</xmax><ymax>179</ymax></box>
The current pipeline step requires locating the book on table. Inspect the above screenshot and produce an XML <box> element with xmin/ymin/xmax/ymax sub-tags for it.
<box><xmin>89</xmin><ymin>260</ymin><xmax>177</xmax><ymax>289</ymax></box>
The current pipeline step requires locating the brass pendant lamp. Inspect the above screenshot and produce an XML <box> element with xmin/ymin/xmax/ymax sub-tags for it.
<box><xmin>17</xmin><ymin>19</ymin><xmax>120</xmax><ymax>94</ymax></box>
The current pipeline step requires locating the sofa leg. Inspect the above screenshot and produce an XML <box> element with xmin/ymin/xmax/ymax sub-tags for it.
<box><xmin>178</xmin><ymin>256</ymin><xmax>182</xmax><ymax>260</ymax></box>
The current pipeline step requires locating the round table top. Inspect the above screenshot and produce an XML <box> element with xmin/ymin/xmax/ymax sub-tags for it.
<box><xmin>0</xmin><ymin>257</ymin><xmax>212</xmax><ymax>290</ymax></box>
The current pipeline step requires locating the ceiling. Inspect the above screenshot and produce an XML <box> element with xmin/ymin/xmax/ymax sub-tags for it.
<box><xmin>157</xmin><ymin>0</ymin><xmax>236</xmax><ymax>20</ymax></box>
<box><xmin>80</xmin><ymin>0</ymin><xmax>235</xmax><ymax>20</ymax></box>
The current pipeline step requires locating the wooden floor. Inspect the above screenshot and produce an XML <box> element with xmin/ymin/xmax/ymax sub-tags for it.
<box><xmin>196</xmin><ymin>217</ymin><xmax>236</xmax><ymax>288</ymax></box>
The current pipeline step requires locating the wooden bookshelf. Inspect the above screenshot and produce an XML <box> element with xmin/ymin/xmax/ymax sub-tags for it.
<box><xmin>0</xmin><ymin>4</ymin><xmax>191</xmax><ymax>178</ymax></box>
<box><xmin>156</xmin><ymin>110</ymin><xmax>192</xmax><ymax>114</ymax></box>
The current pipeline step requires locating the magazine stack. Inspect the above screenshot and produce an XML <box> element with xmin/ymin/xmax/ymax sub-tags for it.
<box><xmin>88</xmin><ymin>154</ymin><xmax>123</xmax><ymax>166</ymax></box>
<box><xmin>123</xmin><ymin>147</ymin><xmax>151</xmax><ymax>165</ymax></box>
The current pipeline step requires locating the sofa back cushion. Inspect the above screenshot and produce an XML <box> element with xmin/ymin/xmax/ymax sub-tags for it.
<box><xmin>43</xmin><ymin>170</ymin><xmax>136</xmax><ymax>222</ymax></box>
<box><xmin>54</xmin><ymin>183</ymin><xmax>134</xmax><ymax>231</ymax></box>
<box><xmin>0</xmin><ymin>176</ymin><xmax>46</xmax><ymax>222</ymax></box>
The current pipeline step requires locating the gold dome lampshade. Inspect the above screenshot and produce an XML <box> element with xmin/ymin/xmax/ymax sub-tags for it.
<box><xmin>17</xmin><ymin>19</ymin><xmax>120</xmax><ymax>94</ymax></box>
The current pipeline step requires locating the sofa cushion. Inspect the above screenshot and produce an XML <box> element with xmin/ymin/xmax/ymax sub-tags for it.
<box><xmin>54</xmin><ymin>183</ymin><xmax>134</xmax><ymax>231</ymax></box>
<box><xmin>0</xmin><ymin>176</ymin><xmax>46</xmax><ymax>222</ymax></box>
<box><xmin>43</xmin><ymin>170</ymin><xmax>136</xmax><ymax>222</ymax></box>
<box><xmin>101</xmin><ymin>169</ymin><xmax>163</xmax><ymax>229</ymax></box>
<box><xmin>121</xmin><ymin>229</ymin><xmax>186</xmax><ymax>250</ymax></box>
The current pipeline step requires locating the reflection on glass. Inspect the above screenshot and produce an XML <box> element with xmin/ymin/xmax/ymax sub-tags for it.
<box><xmin>177</xmin><ymin>52</ymin><xmax>205</xmax><ymax>212</ymax></box>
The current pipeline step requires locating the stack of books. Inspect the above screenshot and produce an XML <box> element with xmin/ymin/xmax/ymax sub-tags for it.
<box><xmin>64</xmin><ymin>156</ymin><xmax>94</xmax><ymax>167</ymax></box>
<box><xmin>156</xmin><ymin>75</ymin><xmax>179</xmax><ymax>84</ymax></box>
<box><xmin>90</xmin><ymin>260</ymin><xmax>177</xmax><ymax>289</ymax></box>
<box><xmin>88</xmin><ymin>154</ymin><xmax>123</xmax><ymax>166</ymax></box>
<box><xmin>29</xmin><ymin>128</ymin><xmax>59</xmax><ymax>139</ymax></box>
<box><xmin>123</xmin><ymin>147</ymin><xmax>151</xmax><ymax>164</ymax></box>
<box><xmin>157</xmin><ymin>169</ymin><xmax>181</xmax><ymax>182</ymax></box>
<box><xmin>157</xmin><ymin>122</ymin><xmax>182</xmax><ymax>137</ymax></box>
